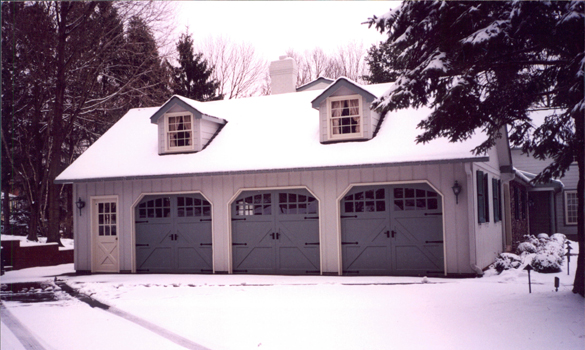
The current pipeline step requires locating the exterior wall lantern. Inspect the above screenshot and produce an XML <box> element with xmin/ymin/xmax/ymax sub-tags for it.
<box><xmin>452</xmin><ymin>180</ymin><xmax>462</xmax><ymax>204</ymax></box>
<box><xmin>75</xmin><ymin>197</ymin><xmax>86</xmax><ymax>216</ymax></box>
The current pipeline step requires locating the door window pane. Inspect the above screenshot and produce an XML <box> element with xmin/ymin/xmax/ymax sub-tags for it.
<box><xmin>98</xmin><ymin>201</ymin><xmax>117</xmax><ymax>237</ymax></box>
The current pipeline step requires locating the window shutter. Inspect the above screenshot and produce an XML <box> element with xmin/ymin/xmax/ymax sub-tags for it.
<box><xmin>514</xmin><ymin>186</ymin><xmax>520</xmax><ymax>219</ymax></box>
<box><xmin>492</xmin><ymin>178</ymin><xmax>500</xmax><ymax>222</ymax></box>
<box><xmin>484</xmin><ymin>173</ymin><xmax>490</xmax><ymax>222</ymax></box>
<box><xmin>498</xmin><ymin>180</ymin><xmax>502</xmax><ymax>221</ymax></box>
<box><xmin>477</xmin><ymin>170</ymin><xmax>485</xmax><ymax>223</ymax></box>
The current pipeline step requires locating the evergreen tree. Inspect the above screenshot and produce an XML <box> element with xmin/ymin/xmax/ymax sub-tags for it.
<box><xmin>1</xmin><ymin>2</ymin><xmax>174</xmax><ymax>243</ymax></box>
<box><xmin>173</xmin><ymin>32</ymin><xmax>222</xmax><ymax>101</ymax></box>
<box><xmin>366</xmin><ymin>1</ymin><xmax>584</xmax><ymax>295</ymax></box>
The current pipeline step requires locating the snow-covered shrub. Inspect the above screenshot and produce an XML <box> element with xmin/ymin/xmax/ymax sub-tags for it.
<box><xmin>492</xmin><ymin>253</ymin><xmax>522</xmax><ymax>273</ymax></box>
<box><xmin>492</xmin><ymin>234</ymin><xmax>567</xmax><ymax>274</ymax></box>
<box><xmin>531</xmin><ymin>253</ymin><xmax>562</xmax><ymax>273</ymax></box>
<box><xmin>550</xmin><ymin>233</ymin><xmax>566</xmax><ymax>245</ymax></box>
<box><xmin>516</xmin><ymin>242</ymin><xmax>537</xmax><ymax>254</ymax></box>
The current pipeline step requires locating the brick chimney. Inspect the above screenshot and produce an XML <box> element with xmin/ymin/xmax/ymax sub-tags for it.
<box><xmin>269</xmin><ymin>56</ymin><xmax>298</xmax><ymax>95</ymax></box>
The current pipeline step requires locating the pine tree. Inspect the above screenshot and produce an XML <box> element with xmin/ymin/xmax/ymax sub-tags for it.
<box><xmin>366</xmin><ymin>1</ymin><xmax>584</xmax><ymax>296</ymax></box>
<box><xmin>173</xmin><ymin>32</ymin><xmax>222</xmax><ymax>101</ymax></box>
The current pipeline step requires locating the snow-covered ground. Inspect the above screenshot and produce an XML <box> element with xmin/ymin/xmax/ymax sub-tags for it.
<box><xmin>1</xmin><ymin>250</ymin><xmax>583</xmax><ymax>350</ymax></box>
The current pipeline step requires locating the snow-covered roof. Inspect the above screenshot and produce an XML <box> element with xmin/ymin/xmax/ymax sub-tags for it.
<box><xmin>515</xmin><ymin>169</ymin><xmax>564</xmax><ymax>190</ymax></box>
<box><xmin>56</xmin><ymin>81</ymin><xmax>490</xmax><ymax>183</ymax></box>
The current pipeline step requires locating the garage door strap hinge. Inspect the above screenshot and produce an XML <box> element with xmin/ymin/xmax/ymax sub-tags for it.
<box><xmin>232</xmin><ymin>243</ymin><xmax>247</xmax><ymax>246</ymax></box>
<box><xmin>135</xmin><ymin>220</ymin><xmax>148</xmax><ymax>223</ymax></box>
<box><xmin>136</xmin><ymin>244</ymin><xmax>149</xmax><ymax>247</ymax></box>
<box><xmin>342</xmin><ymin>241</ymin><xmax>359</xmax><ymax>245</ymax></box>
<box><xmin>425</xmin><ymin>240</ymin><xmax>444</xmax><ymax>244</ymax></box>
<box><xmin>304</xmin><ymin>216</ymin><xmax>319</xmax><ymax>220</ymax></box>
<box><xmin>200</xmin><ymin>243</ymin><xmax>212</xmax><ymax>246</ymax></box>
<box><xmin>424</xmin><ymin>213</ymin><xmax>442</xmax><ymax>216</ymax></box>
<box><xmin>199</xmin><ymin>218</ymin><xmax>212</xmax><ymax>222</ymax></box>
<box><xmin>305</xmin><ymin>242</ymin><xmax>320</xmax><ymax>245</ymax></box>
<box><xmin>341</xmin><ymin>215</ymin><xmax>358</xmax><ymax>219</ymax></box>
<box><xmin>232</xmin><ymin>218</ymin><xmax>247</xmax><ymax>221</ymax></box>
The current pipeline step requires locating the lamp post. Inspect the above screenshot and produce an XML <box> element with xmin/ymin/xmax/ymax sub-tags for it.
<box><xmin>452</xmin><ymin>180</ymin><xmax>462</xmax><ymax>204</ymax></box>
<box><xmin>75</xmin><ymin>197</ymin><xmax>85</xmax><ymax>216</ymax></box>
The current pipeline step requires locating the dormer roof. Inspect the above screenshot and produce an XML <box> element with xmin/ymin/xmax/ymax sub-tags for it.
<box><xmin>296</xmin><ymin>77</ymin><xmax>334</xmax><ymax>92</ymax></box>
<box><xmin>149</xmin><ymin>95</ymin><xmax>227</xmax><ymax>125</ymax></box>
<box><xmin>311</xmin><ymin>77</ymin><xmax>377</xmax><ymax>109</ymax></box>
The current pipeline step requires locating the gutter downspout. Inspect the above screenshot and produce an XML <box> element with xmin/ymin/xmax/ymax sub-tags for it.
<box><xmin>500</xmin><ymin>169</ymin><xmax>516</xmax><ymax>252</ymax></box>
<box><xmin>466</xmin><ymin>163</ymin><xmax>483</xmax><ymax>276</ymax></box>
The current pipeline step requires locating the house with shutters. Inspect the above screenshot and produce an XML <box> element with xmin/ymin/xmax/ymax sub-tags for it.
<box><xmin>56</xmin><ymin>56</ymin><xmax>518</xmax><ymax>277</ymax></box>
<box><xmin>509</xmin><ymin>149</ymin><xmax>579</xmax><ymax>242</ymax></box>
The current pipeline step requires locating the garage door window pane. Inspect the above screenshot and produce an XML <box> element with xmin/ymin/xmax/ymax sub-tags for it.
<box><xmin>139</xmin><ymin>198</ymin><xmax>171</xmax><ymax>218</ymax></box>
<box><xmin>279</xmin><ymin>192</ymin><xmax>317</xmax><ymax>215</ymax></box>
<box><xmin>345</xmin><ymin>189</ymin><xmax>385</xmax><ymax>213</ymax></box>
<box><xmin>237</xmin><ymin>194</ymin><xmax>271</xmax><ymax>216</ymax></box>
<box><xmin>177</xmin><ymin>196</ymin><xmax>211</xmax><ymax>217</ymax></box>
<box><xmin>428</xmin><ymin>198</ymin><xmax>438</xmax><ymax>210</ymax></box>
<box><xmin>393</xmin><ymin>187</ymin><xmax>440</xmax><ymax>211</ymax></box>
<box><xmin>394</xmin><ymin>188</ymin><xmax>404</xmax><ymax>199</ymax></box>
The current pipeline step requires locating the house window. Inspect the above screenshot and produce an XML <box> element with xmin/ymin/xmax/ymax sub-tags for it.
<box><xmin>564</xmin><ymin>190</ymin><xmax>578</xmax><ymax>225</ymax></box>
<box><xmin>165</xmin><ymin>113</ymin><xmax>194</xmax><ymax>151</ymax></box>
<box><xmin>328</xmin><ymin>95</ymin><xmax>362</xmax><ymax>139</ymax></box>
<box><xmin>477</xmin><ymin>170</ymin><xmax>489</xmax><ymax>223</ymax></box>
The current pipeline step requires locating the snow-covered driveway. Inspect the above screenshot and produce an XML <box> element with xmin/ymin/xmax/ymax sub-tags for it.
<box><xmin>2</xmin><ymin>262</ymin><xmax>584</xmax><ymax>350</ymax></box>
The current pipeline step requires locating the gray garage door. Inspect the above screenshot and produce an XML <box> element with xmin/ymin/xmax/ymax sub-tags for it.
<box><xmin>231</xmin><ymin>189</ymin><xmax>320</xmax><ymax>275</ymax></box>
<box><xmin>135</xmin><ymin>194</ymin><xmax>212</xmax><ymax>273</ymax></box>
<box><xmin>341</xmin><ymin>183</ymin><xmax>444</xmax><ymax>276</ymax></box>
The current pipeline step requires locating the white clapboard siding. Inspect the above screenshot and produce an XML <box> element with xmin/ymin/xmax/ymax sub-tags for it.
<box><xmin>74</xmin><ymin>161</ymin><xmax>498</xmax><ymax>275</ymax></box>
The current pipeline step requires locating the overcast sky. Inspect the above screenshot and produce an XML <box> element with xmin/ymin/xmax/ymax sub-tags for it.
<box><xmin>174</xmin><ymin>1</ymin><xmax>400</xmax><ymax>61</ymax></box>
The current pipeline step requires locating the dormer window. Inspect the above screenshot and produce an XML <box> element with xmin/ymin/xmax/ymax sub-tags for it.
<box><xmin>165</xmin><ymin>112</ymin><xmax>194</xmax><ymax>152</ymax></box>
<box><xmin>328</xmin><ymin>95</ymin><xmax>362</xmax><ymax>139</ymax></box>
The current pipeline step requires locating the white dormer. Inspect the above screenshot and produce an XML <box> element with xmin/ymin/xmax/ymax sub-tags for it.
<box><xmin>150</xmin><ymin>96</ymin><xmax>227</xmax><ymax>155</ymax></box>
<box><xmin>311</xmin><ymin>77</ymin><xmax>381</xmax><ymax>144</ymax></box>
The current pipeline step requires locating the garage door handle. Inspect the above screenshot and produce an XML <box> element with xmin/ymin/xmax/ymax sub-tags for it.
<box><xmin>305</xmin><ymin>242</ymin><xmax>320</xmax><ymax>245</ymax></box>
<box><xmin>232</xmin><ymin>243</ymin><xmax>247</xmax><ymax>246</ymax></box>
<box><xmin>425</xmin><ymin>240</ymin><xmax>443</xmax><ymax>244</ymax></box>
<box><xmin>342</xmin><ymin>241</ymin><xmax>359</xmax><ymax>245</ymax></box>
<box><xmin>200</xmin><ymin>243</ymin><xmax>212</xmax><ymax>246</ymax></box>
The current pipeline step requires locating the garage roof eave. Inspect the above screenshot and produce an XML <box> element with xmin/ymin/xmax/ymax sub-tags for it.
<box><xmin>54</xmin><ymin>156</ymin><xmax>489</xmax><ymax>184</ymax></box>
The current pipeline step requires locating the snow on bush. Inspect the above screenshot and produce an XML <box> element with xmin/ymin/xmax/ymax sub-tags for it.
<box><xmin>516</xmin><ymin>242</ymin><xmax>537</xmax><ymax>254</ymax></box>
<box><xmin>493</xmin><ymin>253</ymin><xmax>522</xmax><ymax>273</ymax></box>
<box><xmin>490</xmin><ymin>234</ymin><xmax>567</xmax><ymax>274</ymax></box>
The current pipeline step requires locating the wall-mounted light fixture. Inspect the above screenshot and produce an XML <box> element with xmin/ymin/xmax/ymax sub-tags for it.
<box><xmin>452</xmin><ymin>180</ymin><xmax>462</xmax><ymax>204</ymax></box>
<box><xmin>75</xmin><ymin>197</ymin><xmax>86</xmax><ymax>216</ymax></box>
